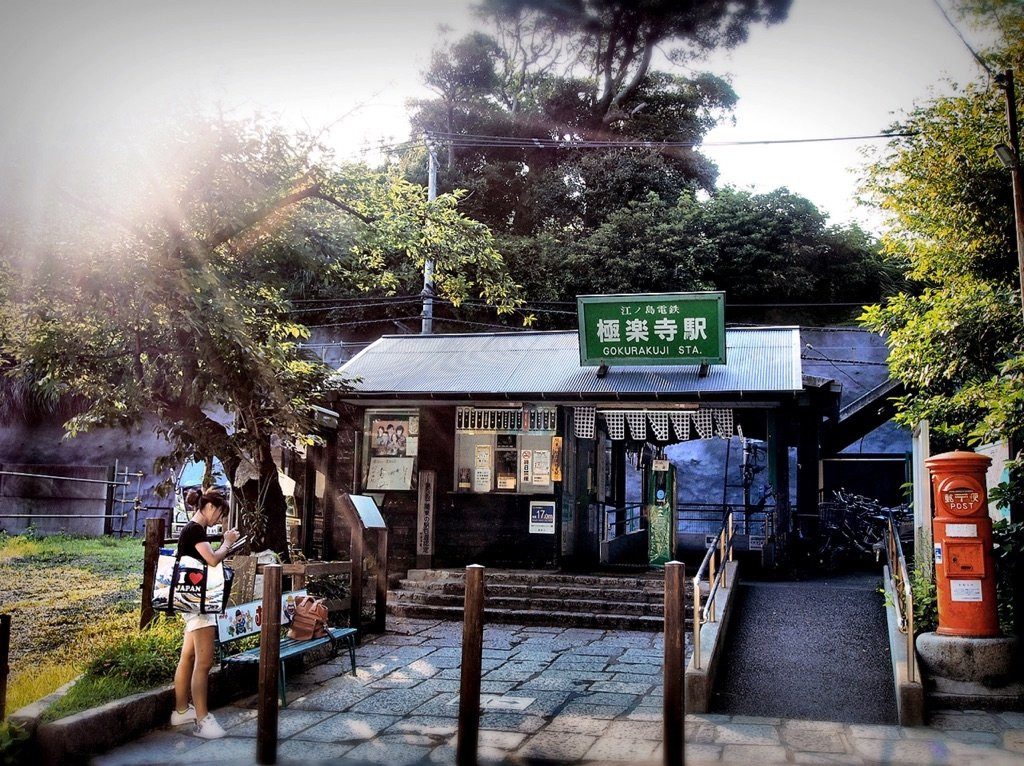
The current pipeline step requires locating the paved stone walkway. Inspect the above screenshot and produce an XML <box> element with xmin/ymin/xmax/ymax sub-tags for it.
<box><xmin>92</xmin><ymin>617</ymin><xmax>1024</xmax><ymax>765</ymax></box>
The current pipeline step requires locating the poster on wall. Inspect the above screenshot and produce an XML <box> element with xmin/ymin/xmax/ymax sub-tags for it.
<box><xmin>366</xmin><ymin>457</ymin><xmax>415</xmax><ymax>491</ymax></box>
<box><xmin>364</xmin><ymin>409</ymin><xmax>420</xmax><ymax>491</ymax></box>
<box><xmin>370</xmin><ymin>413</ymin><xmax>419</xmax><ymax>458</ymax></box>
<box><xmin>529</xmin><ymin>501</ymin><xmax>556</xmax><ymax>534</ymax></box>
<box><xmin>532</xmin><ymin>450</ymin><xmax>551</xmax><ymax>486</ymax></box>
<box><xmin>475</xmin><ymin>444</ymin><xmax>492</xmax><ymax>469</ymax></box>
<box><xmin>473</xmin><ymin>468</ymin><xmax>492</xmax><ymax>493</ymax></box>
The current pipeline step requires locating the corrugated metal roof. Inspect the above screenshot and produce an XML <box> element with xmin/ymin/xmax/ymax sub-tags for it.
<box><xmin>334</xmin><ymin>328</ymin><xmax>803</xmax><ymax>398</ymax></box>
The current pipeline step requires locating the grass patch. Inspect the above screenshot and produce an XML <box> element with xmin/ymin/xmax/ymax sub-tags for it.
<box><xmin>42</xmin><ymin>616</ymin><xmax>183</xmax><ymax>722</ymax></box>
<box><xmin>0</xmin><ymin>531</ymin><xmax>146</xmax><ymax>718</ymax></box>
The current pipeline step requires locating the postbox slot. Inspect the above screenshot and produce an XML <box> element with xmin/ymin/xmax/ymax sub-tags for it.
<box><xmin>944</xmin><ymin>541</ymin><xmax>986</xmax><ymax>578</ymax></box>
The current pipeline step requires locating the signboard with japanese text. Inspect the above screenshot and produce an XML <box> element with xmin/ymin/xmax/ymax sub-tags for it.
<box><xmin>577</xmin><ymin>292</ymin><xmax>726</xmax><ymax>366</ymax></box>
<box><xmin>416</xmin><ymin>470</ymin><xmax>436</xmax><ymax>557</ymax></box>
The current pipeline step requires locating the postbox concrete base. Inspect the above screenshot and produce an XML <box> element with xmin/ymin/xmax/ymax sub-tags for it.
<box><xmin>916</xmin><ymin>632</ymin><xmax>1024</xmax><ymax>709</ymax></box>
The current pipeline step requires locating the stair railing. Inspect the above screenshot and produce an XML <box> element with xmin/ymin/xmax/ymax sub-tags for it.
<box><xmin>883</xmin><ymin>510</ymin><xmax>915</xmax><ymax>684</ymax></box>
<box><xmin>692</xmin><ymin>512</ymin><xmax>735</xmax><ymax>671</ymax></box>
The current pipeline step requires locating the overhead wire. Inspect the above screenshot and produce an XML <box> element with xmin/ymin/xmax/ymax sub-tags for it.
<box><xmin>931</xmin><ymin>0</ymin><xmax>996</xmax><ymax>79</ymax></box>
<box><xmin>360</xmin><ymin>128</ymin><xmax>918</xmax><ymax>156</ymax></box>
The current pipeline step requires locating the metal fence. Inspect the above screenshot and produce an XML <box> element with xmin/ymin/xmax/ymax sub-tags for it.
<box><xmin>0</xmin><ymin>463</ymin><xmax>157</xmax><ymax>536</ymax></box>
<box><xmin>677</xmin><ymin>502</ymin><xmax>770</xmax><ymax>554</ymax></box>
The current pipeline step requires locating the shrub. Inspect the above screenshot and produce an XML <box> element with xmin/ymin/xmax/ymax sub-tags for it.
<box><xmin>0</xmin><ymin>721</ymin><xmax>29</xmax><ymax>766</ymax></box>
<box><xmin>910</xmin><ymin>562</ymin><xmax>939</xmax><ymax>634</ymax></box>
<box><xmin>992</xmin><ymin>519</ymin><xmax>1023</xmax><ymax>636</ymax></box>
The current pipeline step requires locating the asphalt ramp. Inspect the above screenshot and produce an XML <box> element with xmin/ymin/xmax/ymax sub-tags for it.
<box><xmin>710</xmin><ymin>570</ymin><xmax>898</xmax><ymax>724</ymax></box>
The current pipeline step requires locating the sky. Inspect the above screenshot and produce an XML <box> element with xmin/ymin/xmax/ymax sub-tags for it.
<box><xmin>0</xmin><ymin>0</ymin><xmax>997</xmax><ymax>234</ymax></box>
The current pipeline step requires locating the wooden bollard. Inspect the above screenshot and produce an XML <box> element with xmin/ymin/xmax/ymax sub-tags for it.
<box><xmin>457</xmin><ymin>564</ymin><xmax>485</xmax><ymax>766</ymax></box>
<box><xmin>140</xmin><ymin>517</ymin><xmax>165</xmax><ymax>629</ymax></box>
<box><xmin>663</xmin><ymin>561</ymin><xmax>685</xmax><ymax>766</ymax></box>
<box><xmin>257</xmin><ymin>563</ymin><xmax>282</xmax><ymax>765</ymax></box>
<box><xmin>1</xmin><ymin>613</ymin><xmax>10</xmax><ymax>721</ymax></box>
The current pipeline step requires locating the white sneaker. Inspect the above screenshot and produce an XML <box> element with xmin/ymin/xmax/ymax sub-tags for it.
<box><xmin>193</xmin><ymin>713</ymin><xmax>227</xmax><ymax>739</ymax></box>
<box><xmin>170</xmin><ymin>704</ymin><xmax>195</xmax><ymax>726</ymax></box>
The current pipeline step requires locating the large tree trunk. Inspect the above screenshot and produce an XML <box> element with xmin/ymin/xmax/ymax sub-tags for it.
<box><xmin>236</xmin><ymin>436</ymin><xmax>289</xmax><ymax>560</ymax></box>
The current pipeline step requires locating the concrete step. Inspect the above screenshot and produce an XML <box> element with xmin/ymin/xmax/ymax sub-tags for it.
<box><xmin>388</xmin><ymin>590</ymin><xmax>680</xmax><ymax>618</ymax></box>
<box><xmin>404</xmin><ymin>568</ymin><xmax>666</xmax><ymax>589</ymax></box>
<box><xmin>395</xmin><ymin>579</ymin><xmax>668</xmax><ymax>602</ymax></box>
<box><xmin>387</xmin><ymin>601</ymin><xmax>680</xmax><ymax>632</ymax></box>
<box><xmin>389</xmin><ymin>568</ymin><xmax>690</xmax><ymax>632</ymax></box>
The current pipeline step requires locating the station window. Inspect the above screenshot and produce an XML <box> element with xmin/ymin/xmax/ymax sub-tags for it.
<box><xmin>454</xmin><ymin>406</ymin><xmax>559</xmax><ymax>495</ymax></box>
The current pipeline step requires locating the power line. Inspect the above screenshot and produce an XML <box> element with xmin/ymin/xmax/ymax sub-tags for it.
<box><xmin>363</xmin><ymin>129</ymin><xmax>917</xmax><ymax>156</ymax></box>
<box><xmin>290</xmin><ymin>295</ymin><xmax>417</xmax><ymax>305</ymax></box>
<box><xmin>932</xmin><ymin>0</ymin><xmax>995</xmax><ymax>78</ymax></box>
<box><xmin>284</xmin><ymin>298</ymin><xmax>424</xmax><ymax>315</ymax></box>
<box><xmin>423</xmin><ymin>130</ymin><xmax>917</xmax><ymax>151</ymax></box>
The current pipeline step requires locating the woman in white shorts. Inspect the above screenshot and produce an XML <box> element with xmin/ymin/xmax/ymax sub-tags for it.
<box><xmin>169</xmin><ymin>489</ymin><xmax>239</xmax><ymax>738</ymax></box>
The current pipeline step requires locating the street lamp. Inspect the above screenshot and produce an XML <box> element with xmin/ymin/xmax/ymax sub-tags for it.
<box><xmin>994</xmin><ymin>142</ymin><xmax>1018</xmax><ymax>169</ymax></box>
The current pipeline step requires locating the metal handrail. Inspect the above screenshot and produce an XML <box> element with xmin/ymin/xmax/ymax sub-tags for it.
<box><xmin>692</xmin><ymin>512</ymin><xmax>735</xmax><ymax>670</ymax></box>
<box><xmin>602</xmin><ymin>502</ymin><xmax>645</xmax><ymax>542</ymax></box>
<box><xmin>883</xmin><ymin>511</ymin><xmax>915</xmax><ymax>684</ymax></box>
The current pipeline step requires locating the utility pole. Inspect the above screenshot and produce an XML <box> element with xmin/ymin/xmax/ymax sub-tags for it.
<box><xmin>421</xmin><ymin>135</ymin><xmax>438</xmax><ymax>334</ymax></box>
<box><xmin>995</xmin><ymin>70</ymin><xmax>1024</xmax><ymax>539</ymax></box>
<box><xmin>995</xmin><ymin>69</ymin><xmax>1024</xmax><ymax>322</ymax></box>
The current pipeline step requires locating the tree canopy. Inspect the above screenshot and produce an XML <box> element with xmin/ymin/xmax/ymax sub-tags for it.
<box><xmin>0</xmin><ymin>116</ymin><xmax>521</xmax><ymax>553</ymax></box>
<box><xmin>858</xmin><ymin>1</ymin><xmax>1024</xmax><ymax>498</ymax></box>
<box><xmin>406</xmin><ymin>0</ymin><xmax>791</xmax><ymax>236</ymax></box>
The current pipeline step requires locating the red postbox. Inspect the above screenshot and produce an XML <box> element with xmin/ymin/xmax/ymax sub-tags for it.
<box><xmin>925</xmin><ymin>450</ymin><xmax>999</xmax><ymax>638</ymax></box>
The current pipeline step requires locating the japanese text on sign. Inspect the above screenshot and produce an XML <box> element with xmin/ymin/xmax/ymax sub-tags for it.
<box><xmin>577</xmin><ymin>292</ymin><xmax>725</xmax><ymax>367</ymax></box>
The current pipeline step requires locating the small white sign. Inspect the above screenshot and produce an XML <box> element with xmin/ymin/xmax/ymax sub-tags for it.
<box><xmin>473</xmin><ymin>468</ymin><xmax>491</xmax><ymax>493</ymax></box>
<box><xmin>652</xmin><ymin>459</ymin><xmax>670</xmax><ymax>472</ymax></box>
<box><xmin>934</xmin><ymin>543</ymin><xmax>943</xmax><ymax>565</ymax></box>
<box><xmin>946</xmin><ymin>523</ymin><xmax>978</xmax><ymax>538</ymax></box>
<box><xmin>748</xmin><ymin>536</ymin><xmax>764</xmax><ymax>551</ymax></box>
<box><xmin>950</xmin><ymin>579</ymin><xmax>984</xmax><ymax>602</ymax></box>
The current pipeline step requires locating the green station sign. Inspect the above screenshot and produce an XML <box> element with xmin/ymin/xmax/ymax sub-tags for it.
<box><xmin>577</xmin><ymin>292</ymin><xmax>726</xmax><ymax>367</ymax></box>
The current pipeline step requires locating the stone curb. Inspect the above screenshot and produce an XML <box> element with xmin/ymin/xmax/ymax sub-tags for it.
<box><xmin>12</xmin><ymin>665</ymin><xmax>255</xmax><ymax>765</ymax></box>
<box><xmin>684</xmin><ymin>559</ymin><xmax>739</xmax><ymax>713</ymax></box>
<box><xmin>882</xmin><ymin>564</ymin><xmax>925</xmax><ymax>726</ymax></box>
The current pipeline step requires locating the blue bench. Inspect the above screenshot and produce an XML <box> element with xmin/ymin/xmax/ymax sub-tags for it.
<box><xmin>215</xmin><ymin>591</ymin><xmax>357</xmax><ymax>706</ymax></box>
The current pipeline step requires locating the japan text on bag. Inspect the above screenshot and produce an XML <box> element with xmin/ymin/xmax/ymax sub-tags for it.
<box><xmin>287</xmin><ymin>595</ymin><xmax>328</xmax><ymax>640</ymax></box>
<box><xmin>152</xmin><ymin>549</ymin><xmax>234</xmax><ymax>614</ymax></box>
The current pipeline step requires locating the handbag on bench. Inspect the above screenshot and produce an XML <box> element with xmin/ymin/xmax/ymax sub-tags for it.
<box><xmin>287</xmin><ymin>594</ymin><xmax>328</xmax><ymax>640</ymax></box>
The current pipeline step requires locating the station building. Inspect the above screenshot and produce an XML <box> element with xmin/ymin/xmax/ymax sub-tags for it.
<box><xmin>295</xmin><ymin>293</ymin><xmax>899</xmax><ymax>575</ymax></box>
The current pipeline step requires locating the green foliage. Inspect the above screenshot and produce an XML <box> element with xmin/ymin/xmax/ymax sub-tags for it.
<box><xmin>409</xmin><ymin>0</ymin><xmax>791</xmax><ymax>236</ymax></box>
<box><xmin>858</xmin><ymin>2</ymin><xmax>1024</xmax><ymax>473</ymax></box>
<box><xmin>910</xmin><ymin>562</ymin><xmax>939</xmax><ymax>634</ymax></box>
<box><xmin>41</xmin><ymin>617</ymin><xmax>182</xmax><ymax>722</ymax></box>
<box><xmin>494</xmin><ymin>187</ymin><xmax>893</xmax><ymax>328</ymax></box>
<box><xmin>990</xmin><ymin>458</ymin><xmax>1024</xmax><ymax>511</ymax></box>
<box><xmin>84</xmin><ymin>616</ymin><xmax>182</xmax><ymax>688</ymax></box>
<box><xmin>992</xmin><ymin>518</ymin><xmax>1024</xmax><ymax>635</ymax></box>
<box><xmin>0</xmin><ymin>722</ymin><xmax>29</xmax><ymax>766</ymax></box>
<box><xmin>0</xmin><ymin>533</ymin><xmax>144</xmax><ymax>715</ymax></box>
<box><xmin>0</xmin><ymin>114</ymin><xmax>521</xmax><ymax>552</ymax></box>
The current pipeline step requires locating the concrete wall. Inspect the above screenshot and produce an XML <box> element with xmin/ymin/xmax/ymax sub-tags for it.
<box><xmin>0</xmin><ymin>463</ymin><xmax>110</xmax><ymax>535</ymax></box>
